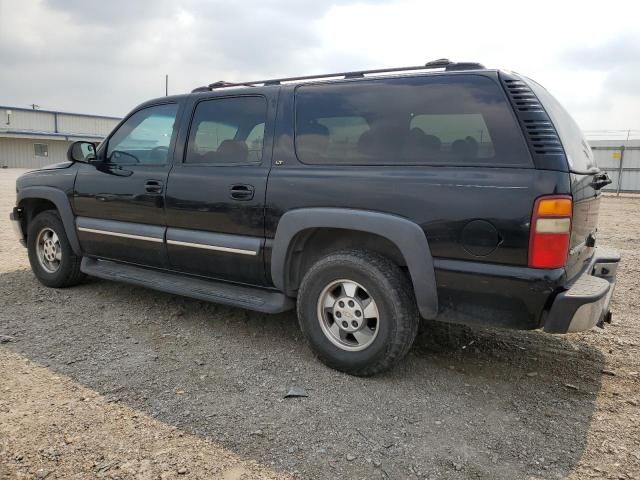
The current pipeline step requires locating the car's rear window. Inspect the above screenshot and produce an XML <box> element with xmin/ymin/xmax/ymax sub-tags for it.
<box><xmin>527</xmin><ymin>79</ymin><xmax>596</xmax><ymax>172</ymax></box>
<box><xmin>294</xmin><ymin>75</ymin><xmax>530</xmax><ymax>167</ymax></box>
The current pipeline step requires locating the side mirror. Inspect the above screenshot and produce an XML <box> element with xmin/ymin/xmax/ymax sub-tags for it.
<box><xmin>67</xmin><ymin>141</ymin><xmax>97</xmax><ymax>163</ymax></box>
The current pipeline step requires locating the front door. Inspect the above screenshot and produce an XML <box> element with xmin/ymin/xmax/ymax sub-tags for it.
<box><xmin>73</xmin><ymin>102</ymin><xmax>180</xmax><ymax>267</ymax></box>
<box><xmin>165</xmin><ymin>93</ymin><xmax>275</xmax><ymax>286</ymax></box>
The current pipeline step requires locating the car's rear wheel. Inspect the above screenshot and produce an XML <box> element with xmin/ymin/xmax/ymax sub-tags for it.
<box><xmin>27</xmin><ymin>210</ymin><xmax>85</xmax><ymax>288</ymax></box>
<box><xmin>297</xmin><ymin>249</ymin><xmax>419</xmax><ymax>376</ymax></box>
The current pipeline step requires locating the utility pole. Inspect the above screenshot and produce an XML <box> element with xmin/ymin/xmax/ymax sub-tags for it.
<box><xmin>165</xmin><ymin>75</ymin><xmax>168</xmax><ymax>96</ymax></box>
<box><xmin>30</xmin><ymin>104</ymin><xmax>40</xmax><ymax>110</ymax></box>
<box><xmin>616</xmin><ymin>129</ymin><xmax>631</xmax><ymax>197</ymax></box>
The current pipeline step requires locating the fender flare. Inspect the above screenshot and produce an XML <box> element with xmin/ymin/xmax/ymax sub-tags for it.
<box><xmin>17</xmin><ymin>186</ymin><xmax>81</xmax><ymax>255</ymax></box>
<box><xmin>271</xmin><ymin>208</ymin><xmax>438</xmax><ymax>319</ymax></box>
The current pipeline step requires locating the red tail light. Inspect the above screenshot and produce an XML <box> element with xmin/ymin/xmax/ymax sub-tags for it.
<box><xmin>528</xmin><ymin>195</ymin><xmax>572</xmax><ymax>269</ymax></box>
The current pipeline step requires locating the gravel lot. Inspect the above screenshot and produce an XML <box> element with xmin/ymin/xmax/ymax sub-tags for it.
<box><xmin>1</xmin><ymin>168</ymin><xmax>639</xmax><ymax>480</ymax></box>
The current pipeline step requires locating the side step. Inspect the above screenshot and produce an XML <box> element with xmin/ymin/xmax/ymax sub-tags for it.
<box><xmin>80</xmin><ymin>257</ymin><xmax>295</xmax><ymax>314</ymax></box>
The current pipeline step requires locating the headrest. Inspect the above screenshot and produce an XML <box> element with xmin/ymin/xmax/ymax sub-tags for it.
<box><xmin>357</xmin><ymin>125</ymin><xmax>405</xmax><ymax>157</ymax></box>
<box><xmin>217</xmin><ymin>140</ymin><xmax>248</xmax><ymax>163</ymax></box>
<box><xmin>299</xmin><ymin>120</ymin><xmax>329</xmax><ymax>137</ymax></box>
<box><xmin>423</xmin><ymin>134</ymin><xmax>441</xmax><ymax>151</ymax></box>
<box><xmin>297</xmin><ymin>121</ymin><xmax>330</xmax><ymax>158</ymax></box>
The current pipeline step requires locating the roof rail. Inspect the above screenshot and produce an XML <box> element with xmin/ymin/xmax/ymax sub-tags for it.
<box><xmin>191</xmin><ymin>59</ymin><xmax>485</xmax><ymax>92</ymax></box>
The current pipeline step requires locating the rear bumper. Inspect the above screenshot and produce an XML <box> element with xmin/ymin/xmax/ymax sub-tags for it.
<box><xmin>10</xmin><ymin>208</ymin><xmax>26</xmax><ymax>247</ymax></box>
<box><xmin>543</xmin><ymin>249</ymin><xmax>620</xmax><ymax>333</ymax></box>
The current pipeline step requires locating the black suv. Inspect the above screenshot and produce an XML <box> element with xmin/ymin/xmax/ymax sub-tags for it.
<box><xmin>10</xmin><ymin>59</ymin><xmax>620</xmax><ymax>376</ymax></box>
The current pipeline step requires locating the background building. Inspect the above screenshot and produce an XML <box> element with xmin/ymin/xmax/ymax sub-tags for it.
<box><xmin>0</xmin><ymin>106</ymin><xmax>120</xmax><ymax>169</ymax></box>
<box><xmin>590</xmin><ymin>139</ymin><xmax>640</xmax><ymax>194</ymax></box>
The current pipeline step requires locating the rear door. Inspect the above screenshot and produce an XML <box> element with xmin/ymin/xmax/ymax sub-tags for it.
<box><xmin>164</xmin><ymin>91</ymin><xmax>276</xmax><ymax>286</ymax></box>
<box><xmin>73</xmin><ymin>102</ymin><xmax>181</xmax><ymax>268</ymax></box>
<box><xmin>527</xmin><ymin>80</ymin><xmax>602</xmax><ymax>280</ymax></box>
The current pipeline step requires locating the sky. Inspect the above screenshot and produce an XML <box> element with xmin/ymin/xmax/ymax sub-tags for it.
<box><xmin>1</xmin><ymin>0</ymin><xmax>639</xmax><ymax>136</ymax></box>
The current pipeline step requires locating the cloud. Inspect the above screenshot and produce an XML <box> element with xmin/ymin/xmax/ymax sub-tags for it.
<box><xmin>560</xmin><ymin>35</ymin><xmax>640</xmax><ymax>129</ymax></box>
<box><xmin>563</xmin><ymin>35</ymin><xmax>640</xmax><ymax>69</ymax></box>
<box><xmin>311</xmin><ymin>0</ymin><xmax>640</xmax><ymax>131</ymax></box>
<box><xmin>0</xmin><ymin>0</ymin><xmax>639</xmax><ymax>133</ymax></box>
<box><xmin>562</xmin><ymin>35</ymin><xmax>640</xmax><ymax>97</ymax></box>
<box><xmin>45</xmin><ymin>0</ymin><xmax>178</xmax><ymax>23</ymax></box>
<box><xmin>0</xmin><ymin>0</ymin><xmax>361</xmax><ymax>115</ymax></box>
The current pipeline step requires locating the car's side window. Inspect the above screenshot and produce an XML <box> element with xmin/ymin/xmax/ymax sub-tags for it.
<box><xmin>313</xmin><ymin>116</ymin><xmax>369</xmax><ymax>162</ymax></box>
<box><xmin>409</xmin><ymin>113</ymin><xmax>495</xmax><ymax>159</ymax></box>
<box><xmin>294</xmin><ymin>76</ymin><xmax>530</xmax><ymax>166</ymax></box>
<box><xmin>185</xmin><ymin>96</ymin><xmax>267</xmax><ymax>165</ymax></box>
<box><xmin>106</xmin><ymin>104</ymin><xmax>178</xmax><ymax>166</ymax></box>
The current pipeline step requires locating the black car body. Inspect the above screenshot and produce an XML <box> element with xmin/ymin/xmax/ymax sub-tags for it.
<box><xmin>10</xmin><ymin>60</ymin><xmax>620</xmax><ymax>375</ymax></box>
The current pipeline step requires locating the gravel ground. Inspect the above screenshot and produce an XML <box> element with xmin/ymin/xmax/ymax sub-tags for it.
<box><xmin>1</xmin><ymin>168</ymin><xmax>639</xmax><ymax>480</ymax></box>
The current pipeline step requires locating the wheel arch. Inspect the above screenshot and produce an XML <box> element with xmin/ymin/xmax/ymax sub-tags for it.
<box><xmin>271</xmin><ymin>208</ymin><xmax>438</xmax><ymax>319</ymax></box>
<box><xmin>17</xmin><ymin>186</ymin><xmax>81</xmax><ymax>255</ymax></box>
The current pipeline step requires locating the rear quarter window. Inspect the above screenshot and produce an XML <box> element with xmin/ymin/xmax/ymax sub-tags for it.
<box><xmin>294</xmin><ymin>75</ymin><xmax>531</xmax><ymax>167</ymax></box>
<box><xmin>527</xmin><ymin>79</ymin><xmax>596</xmax><ymax>172</ymax></box>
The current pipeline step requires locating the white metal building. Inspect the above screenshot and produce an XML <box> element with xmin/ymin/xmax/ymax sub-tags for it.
<box><xmin>590</xmin><ymin>139</ymin><xmax>640</xmax><ymax>194</ymax></box>
<box><xmin>0</xmin><ymin>106</ymin><xmax>120</xmax><ymax>169</ymax></box>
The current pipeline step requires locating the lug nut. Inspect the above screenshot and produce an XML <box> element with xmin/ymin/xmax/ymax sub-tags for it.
<box><xmin>335</xmin><ymin>311</ymin><xmax>342</xmax><ymax>318</ymax></box>
<box><xmin>348</xmin><ymin>300</ymin><xmax>355</xmax><ymax>307</ymax></box>
<box><xmin>339</xmin><ymin>301</ymin><xmax>345</xmax><ymax>308</ymax></box>
<box><xmin>342</xmin><ymin>321</ymin><xmax>349</xmax><ymax>328</ymax></box>
<box><xmin>351</xmin><ymin>321</ymin><xmax>358</xmax><ymax>328</ymax></box>
<box><xmin>355</xmin><ymin>311</ymin><xmax>361</xmax><ymax>317</ymax></box>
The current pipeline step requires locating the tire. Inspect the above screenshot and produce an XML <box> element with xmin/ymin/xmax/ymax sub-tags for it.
<box><xmin>297</xmin><ymin>249</ymin><xmax>419</xmax><ymax>376</ymax></box>
<box><xmin>27</xmin><ymin>210</ymin><xmax>85</xmax><ymax>288</ymax></box>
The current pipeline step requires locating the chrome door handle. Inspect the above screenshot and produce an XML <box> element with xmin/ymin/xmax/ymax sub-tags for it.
<box><xmin>230</xmin><ymin>184</ymin><xmax>255</xmax><ymax>201</ymax></box>
<box><xmin>145</xmin><ymin>180</ymin><xmax>163</xmax><ymax>194</ymax></box>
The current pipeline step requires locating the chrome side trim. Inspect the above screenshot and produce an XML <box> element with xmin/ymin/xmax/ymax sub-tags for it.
<box><xmin>166</xmin><ymin>239</ymin><xmax>258</xmax><ymax>256</ymax></box>
<box><xmin>77</xmin><ymin>227</ymin><xmax>163</xmax><ymax>243</ymax></box>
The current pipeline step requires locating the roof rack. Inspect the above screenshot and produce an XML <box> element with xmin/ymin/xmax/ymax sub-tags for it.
<box><xmin>191</xmin><ymin>59</ymin><xmax>485</xmax><ymax>92</ymax></box>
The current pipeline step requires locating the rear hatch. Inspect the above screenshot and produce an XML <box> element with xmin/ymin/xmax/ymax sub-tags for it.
<box><xmin>526</xmin><ymin>79</ymin><xmax>605</xmax><ymax>281</ymax></box>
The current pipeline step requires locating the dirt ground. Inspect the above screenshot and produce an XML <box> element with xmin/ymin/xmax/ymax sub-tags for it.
<box><xmin>0</xmin><ymin>168</ymin><xmax>638</xmax><ymax>480</ymax></box>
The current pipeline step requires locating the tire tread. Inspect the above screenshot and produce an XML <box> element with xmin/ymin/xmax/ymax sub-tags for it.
<box><xmin>27</xmin><ymin>210</ymin><xmax>85</xmax><ymax>288</ymax></box>
<box><xmin>297</xmin><ymin>249</ymin><xmax>419</xmax><ymax>376</ymax></box>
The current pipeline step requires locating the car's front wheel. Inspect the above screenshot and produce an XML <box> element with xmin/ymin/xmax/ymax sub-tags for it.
<box><xmin>297</xmin><ymin>249</ymin><xmax>419</xmax><ymax>376</ymax></box>
<box><xmin>27</xmin><ymin>210</ymin><xmax>85</xmax><ymax>288</ymax></box>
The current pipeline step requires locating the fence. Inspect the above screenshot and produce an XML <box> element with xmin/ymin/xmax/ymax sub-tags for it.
<box><xmin>590</xmin><ymin>141</ymin><xmax>640</xmax><ymax>194</ymax></box>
